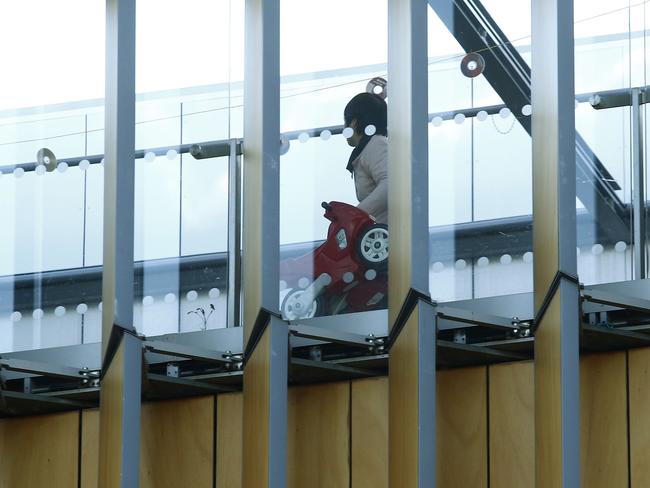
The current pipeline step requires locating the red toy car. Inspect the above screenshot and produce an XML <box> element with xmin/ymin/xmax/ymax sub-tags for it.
<box><xmin>279</xmin><ymin>201</ymin><xmax>389</xmax><ymax>321</ymax></box>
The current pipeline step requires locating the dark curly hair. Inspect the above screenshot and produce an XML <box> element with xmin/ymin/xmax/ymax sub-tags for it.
<box><xmin>343</xmin><ymin>92</ymin><xmax>387</xmax><ymax>136</ymax></box>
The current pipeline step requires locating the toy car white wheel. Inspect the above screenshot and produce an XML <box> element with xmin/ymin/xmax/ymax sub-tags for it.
<box><xmin>281</xmin><ymin>288</ymin><xmax>320</xmax><ymax>321</ymax></box>
<box><xmin>357</xmin><ymin>224</ymin><xmax>389</xmax><ymax>268</ymax></box>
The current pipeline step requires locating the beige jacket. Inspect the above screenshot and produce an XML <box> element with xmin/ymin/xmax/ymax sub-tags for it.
<box><xmin>350</xmin><ymin>135</ymin><xmax>388</xmax><ymax>224</ymax></box>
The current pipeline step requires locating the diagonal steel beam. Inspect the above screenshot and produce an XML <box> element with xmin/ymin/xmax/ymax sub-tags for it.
<box><xmin>428</xmin><ymin>0</ymin><xmax>630</xmax><ymax>241</ymax></box>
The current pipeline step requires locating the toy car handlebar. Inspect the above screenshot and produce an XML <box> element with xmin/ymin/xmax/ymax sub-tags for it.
<box><xmin>321</xmin><ymin>201</ymin><xmax>333</xmax><ymax>211</ymax></box>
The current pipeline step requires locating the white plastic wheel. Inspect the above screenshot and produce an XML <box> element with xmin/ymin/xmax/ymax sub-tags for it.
<box><xmin>358</xmin><ymin>225</ymin><xmax>389</xmax><ymax>266</ymax></box>
<box><xmin>281</xmin><ymin>289</ymin><xmax>319</xmax><ymax>321</ymax></box>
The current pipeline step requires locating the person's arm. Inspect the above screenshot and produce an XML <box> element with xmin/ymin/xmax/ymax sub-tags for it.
<box><xmin>357</xmin><ymin>142</ymin><xmax>388</xmax><ymax>219</ymax></box>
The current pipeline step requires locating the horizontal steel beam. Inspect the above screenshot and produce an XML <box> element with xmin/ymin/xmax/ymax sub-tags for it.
<box><xmin>581</xmin><ymin>287</ymin><xmax>650</xmax><ymax>313</ymax></box>
<box><xmin>143</xmin><ymin>340</ymin><xmax>239</xmax><ymax>364</ymax></box>
<box><xmin>436</xmin><ymin>305</ymin><xmax>521</xmax><ymax>331</ymax></box>
<box><xmin>289</xmin><ymin>323</ymin><xmax>385</xmax><ymax>348</ymax></box>
<box><xmin>0</xmin><ymin>358</ymin><xmax>91</xmax><ymax>380</ymax></box>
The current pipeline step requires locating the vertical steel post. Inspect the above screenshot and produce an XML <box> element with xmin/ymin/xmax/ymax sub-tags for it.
<box><xmin>99</xmin><ymin>0</ymin><xmax>141</xmax><ymax>486</ymax></box>
<box><xmin>227</xmin><ymin>139</ymin><xmax>242</xmax><ymax>327</ymax></box>
<box><xmin>242</xmin><ymin>0</ymin><xmax>286</xmax><ymax>487</ymax></box>
<box><xmin>387</xmin><ymin>0</ymin><xmax>432</xmax><ymax>487</ymax></box>
<box><xmin>632</xmin><ymin>88</ymin><xmax>647</xmax><ymax>279</ymax></box>
<box><xmin>532</xmin><ymin>0</ymin><xmax>580</xmax><ymax>486</ymax></box>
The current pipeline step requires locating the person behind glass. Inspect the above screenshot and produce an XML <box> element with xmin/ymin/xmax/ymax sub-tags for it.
<box><xmin>344</xmin><ymin>92</ymin><xmax>388</xmax><ymax>224</ymax></box>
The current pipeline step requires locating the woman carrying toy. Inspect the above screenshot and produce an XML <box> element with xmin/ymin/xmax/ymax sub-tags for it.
<box><xmin>343</xmin><ymin>91</ymin><xmax>388</xmax><ymax>224</ymax></box>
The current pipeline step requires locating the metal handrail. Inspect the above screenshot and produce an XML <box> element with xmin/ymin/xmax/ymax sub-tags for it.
<box><xmin>2</xmin><ymin>85</ymin><xmax>646</xmax><ymax>174</ymax></box>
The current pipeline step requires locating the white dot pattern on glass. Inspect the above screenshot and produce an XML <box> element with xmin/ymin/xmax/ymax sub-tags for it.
<box><xmin>477</xmin><ymin>110</ymin><xmax>488</xmax><ymax>122</ymax></box>
<box><xmin>523</xmin><ymin>251</ymin><xmax>534</xmax><ymax>263</ymax></box>
<box><xmin>14</xmin><ymin>168</ymin><xmax>24</xmax><ymax>178</ymax></box>
<box><xmin>521</xmin><ymin>104</ymin><xmax>532</xmax><ymax>116</ymax></box>
<box><xmin>35</xmin><ymin>165</ymin><xmax>47</xmax><ymax>175</ymax></box>
<box><xmin>144</xmin><ymin>151</ymin><xmax>156</xmax><ymax>163</ymax></box>
<box><xmin>298</xmin><ymin>132</ymin><xmax>310</xmax><ymax>143</ymax></box>
<box><xmin>342</xmin><ymin>127</ymin><xmax>354</xmax><ymax>139</ymax></box>
<box><xmin>33</xmin><ymin>309</ymin><xmax>44</xmax><ymax>320</ymax></box>
<box><xmin>57</xmin><ymin>162</ymin><xmax>69</xmax><ymax>172</ymax></box>
<box><xmin>320</xmin><ymin>129</ymin><xmax>332</xmax><ymax>140</ymax></box>
<box><xmin>79</xmin><ymin>159</ymin><xmax>90</xmax><ymax>171</ymax></box>
<box><xmin>186</xmin><ymin>290</ymin><xmax>198</xmax><ymax>301</ymax></box>
<box><xmin>500</xmin><ymin>254</ymin><xmax>512</xmax><ymax>265</ymax></box>
<box><xmin>365</xmin><ymin>269</ymin><xmax>377</xmax><ymax>280</ymax></box>
<box><xmin>499</xmin><ymin>107</ymin><xmax>511</xmax><ymax>118</ymax></box>
<box><xmin>166</xmin><ymin>149</ymin><xmax>178</xmax><ymax>160</ymax></box>
<box><xmin>164</xmin><ymin>293</ymin><xmax>176</xmax><ymax>303</ymax></box>
<box><xmin>455</xmin><ymin>259</ymin><xmax>467</xmax><ymax>270</ymax></box>
<box><xmin>477</xmin><ymin>257</ymin><xmax>489</xmax><ymax>267</ymax></box>
<box><xmin>364</xmin><ymin>125</ymin><xmax>377</xmax><ymax>136</ymax></box>
<box><xmin>298</xmin><ymin>277</ymin><xmax>310</xmax><ymax>289</ymax></box>
<box><xmin>76</xmin><ymin>303</ymin><xmax>88</xmax><ymax>314</ymax></box>
<box><xmin>592</xmin><ymin>244</ymin><xmax>604</xmax><ymax>255</ymax></box>
<box><xmin>142</xmin><ymin>296</ymin><xmax>154</xmax><ymax>306</ymax></box>
<box><xmin>11</xmin><ymin>311</ymin><xmax>22</xmax><ymax>323</ymax></box>
<box><xmin>343</xmin><ymin>272</ymin><xmax>354</xmax><ymax>283</ymax></box>
<box><xmin>208</xmin><ymin>288</ymin><xmax>221</xmax><ymax>299</ymax></box>
<box><xmin>54</xmin><ymin>306</ymin><xmax>66</xmax><ymax>317</ymax></box>
<box><xmin>432</xmin><ymin>116</ymin><xmax>443</xmax><ymax>127</ymax></box>
<box><xmin>432</xmin><ymin>261</ymin><xmax>444</xmax><ymax>272</ymax></box>
<box><xmin>454</xmin><ymin>113</ymin><xmax>466</xmax><ymax>124</ymax></box>
<box><xmin>615</xmin><ymin>241</ymin><xmax>627</xmax><ymax>253</ymax></box>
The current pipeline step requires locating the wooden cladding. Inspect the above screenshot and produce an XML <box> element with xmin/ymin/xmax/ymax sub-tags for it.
<box><xmin>3</xmin><ymin>348</ymin><xmax>650</xmax><ymax>487</ymax></box>
<box><xmin>0</xmin><ymin>411</ymin><xmax>79</xmax><ymax>488</ymax></box>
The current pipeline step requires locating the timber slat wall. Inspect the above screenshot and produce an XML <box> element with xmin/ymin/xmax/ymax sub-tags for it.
<box><xmin>2</xmin><ymin>347</ymin><xmax>650</xmax><ymax>487</ymax></box>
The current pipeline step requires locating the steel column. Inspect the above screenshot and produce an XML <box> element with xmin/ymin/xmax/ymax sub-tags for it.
<box><xmin>532</xmin><ymin>0</ymin><xmax>580</xmax><ymax>486</ymax></box>
<box><xmin>227</xmin><ymin>139</ymin><xmax>242</xmax><ymax>327</ymax></box>
<box><xmin>632</xmin><ymin>88</ymin><xmax>647</xmax><ymax>279</ymax></box>
<box><xmin>242</xmin><ymin>0</ymin><xmax>284</xmax><ymax>486</ymax></box>
<box><xmin>99</xmin><ymin>0</ymin><xmax>141</xmax><ymax>487</ymax></box>
<box><xmin>387</xmin><ymin>0</ymin><xmax>433</xmax><ymax>487</ymax></box>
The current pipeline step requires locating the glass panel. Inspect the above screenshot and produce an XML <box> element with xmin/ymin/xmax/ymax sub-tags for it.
<box><xmin>134</xmin><ymin>0</ymin><xmax>237</xmax><ymax>336</ymax></box>
<box><xmin>0</xmin><ymin>1</ymin><xmax>104</xmax><ymax>352</ymax></box>
<box><xmin>279</xmin><ymin>0</ymin><xmax>388</xmax><ymax>321</ymax></box>
<box><xmin>427</xmin><ymin>6</ymin><xmax>533</xmax><ymax>303</ymax></box>
<box><xmin>574</xmin><ymin>0</ymin><xmax>639</xmax><ymax>285</ymax></box>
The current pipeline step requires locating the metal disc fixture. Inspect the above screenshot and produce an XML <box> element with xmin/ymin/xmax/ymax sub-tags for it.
<box><xmin>460</xmin><ymin>52</ymin><xmax>486</xmax><ymax>78</ymax></box>
<box><xmin>366</xmin><ymin>77</ymin><xmax>388</xmax><ymax>99</ymax></box>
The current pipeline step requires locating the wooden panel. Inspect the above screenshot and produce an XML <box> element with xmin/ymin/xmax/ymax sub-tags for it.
<box><xmin>534</xmin><ymin>294</ymin><xmax>563</xmax><ymax>488</ymax></box>
<box><xmin>288</xmin><ymin>381</ymin><xmax>350</xmax><ymax>488</ymax></box>
<box><xmin>0</xmin><ymin>410</ymin><xmax>79</xmax><ymax>487</ymax></box>
<box><xmin>489</xmin><ymin>361</ymin><xmax>534</xmax><ymax>488</ymax></box>
<box><xmin>389</xmin><ymin>311</ymin><xmax>419</xmax><ymax>488</ymax></box>
<box><xmin>217</xmin><ymin>393</ymin><xmax>243</xmax><ymax>488</ymax></box>
<box><xmin>352</xmin><ymin>377</ymin><xmax>388</xmax><ymax>488</ymax></box>
<box><xmin>99</xmin><ymin>338</ymin><xmax>125</xmax><ymax>488</ymax></box>
<box><xmin>81</xmin><ymin>409</ymin><xmax>100</xmax><ymax>488</ymax></box>
<box><xmin>140</xmin><ymin>396</ymin><xmax>214</xmax><ymax>488</ymax></box>
<box><xmin>630</xmin><ymin>348</ymin><xmax>650</xmax><ymax>488</ymax></box>
<box><xmin>437</xmin><ymin>366</ymin><xmax>488</xmax><ymax>488</ymax></box>
<box><xmin>580</xmin><ymin>351</ymin><xmax>628</xmax><ymax>487</ymax></box>
<box><xmin>243</xmin><ymin>328</ymin><xmax>270</xmax><ymax>488</ymax></box>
